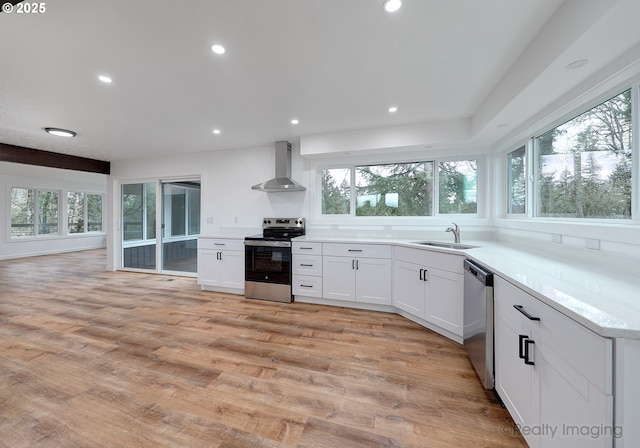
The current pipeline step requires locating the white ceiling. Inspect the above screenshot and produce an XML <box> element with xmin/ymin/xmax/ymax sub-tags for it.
<box><xmin>1</xmin><ymin>0</ymin><xmax>640</xmax><ymax>162</ymax></box>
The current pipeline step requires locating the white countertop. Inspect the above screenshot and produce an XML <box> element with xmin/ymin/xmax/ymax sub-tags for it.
<box><xmin>201</xmin><ymin>232</ymin><xmax>640</xmax><ymax>339</ymax></box>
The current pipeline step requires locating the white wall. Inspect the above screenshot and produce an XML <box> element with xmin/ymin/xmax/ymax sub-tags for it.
<box><xmin>0</xmin><ymin>162</ymin><xmax>107</xmax><ymax>260</ymax></box>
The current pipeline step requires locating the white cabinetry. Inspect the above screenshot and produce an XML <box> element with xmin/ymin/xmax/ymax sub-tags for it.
<box><xmin>197</xmin><ymin>238</ymin><xmax>245</xmax><ymax>294</ymax></box>
<box><xmin>292</xmin><ymin>242</ymin><xmax>323</xmax><ymax>298</ymax></box>
<box><xmin>393</xmin><ymin>246</ymin><xmax>464</xmax><ymax>338</ymax></box>
<box><xmin>322</xmin><ymin>243</ymin><xmax>392</xmax><ymax>305</ymax></box>
<box><xmin>494</xmin><ymin>276</ymin><xmax>613</xmax><ymax>448</ymax></box>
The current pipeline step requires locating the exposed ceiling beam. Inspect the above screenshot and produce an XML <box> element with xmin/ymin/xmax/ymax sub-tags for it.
<box><xmin>0</xmin><ymin>142</ymin><xmax>110</xmax><ymax>174</ymax></box>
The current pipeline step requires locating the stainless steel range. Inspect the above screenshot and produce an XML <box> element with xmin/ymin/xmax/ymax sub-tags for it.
<box><xmin>244</xmin><ymin>218</ymin><xmax>305</xmax><ymax>303</ymax></box>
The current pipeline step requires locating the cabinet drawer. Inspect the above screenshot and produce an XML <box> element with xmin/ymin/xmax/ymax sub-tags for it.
<box><xmin>199</xmin><ymin>238</ymin><xmax>244</xmax><ymax>251</ymax></box>
<box><xmin>394</xmin><ymin>246</ymin><xmax>463</xmax><ymax>273</ymax></box>
<box><xmin>323</xmin><ymin>243</ymin><xmax>391</xmax><ymax>259</ymax></box>
<box><xmin>292</xmin><ymin>241</ymin><xmax>322</xmax><ymax>255</ymax></box>
<box><xmin>292</xmin><ymin>275</ymin><xmax>323</xmax><ymax>298</ymax></box>
<box><xmin>293</xmin><ymin>255</ymin><xmax>323</xmax><ymax>276</ymax></box>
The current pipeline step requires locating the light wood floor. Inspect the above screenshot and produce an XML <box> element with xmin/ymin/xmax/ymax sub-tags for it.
<box><xmin>0</xmin><ymin>249</ymin><xmax>527</xmax><ymax>447</ymax></box>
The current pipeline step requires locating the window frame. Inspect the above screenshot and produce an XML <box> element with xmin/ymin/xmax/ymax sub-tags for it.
<box><xmin>10</xmin><ymin>187</ymin><xmax>62</xmax><ymax>239</ymax></box>
<box><xmin>503</xmin><ymin>85</ymin><xmax>637</xmax><ymax>224</ymax></box>
<box><xmin>67</xmin><ymin>191</ymin><xmax>105</xmax><ymax>235</ymax></box>
<box><xmin>315</xmin><ymin>154</ymin><xmax>484</xmax><ymax>223</ymax></box>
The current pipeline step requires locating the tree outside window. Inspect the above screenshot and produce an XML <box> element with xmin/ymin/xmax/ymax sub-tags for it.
<box><xmin>535</xmin><ymin>89</ymin><xmax>632</xmax><ymax>219</ymax></box>
<box><xmin>438</xmin><ymin>160</ymin><xmax>477</xmax><ymax>214</ymax></box>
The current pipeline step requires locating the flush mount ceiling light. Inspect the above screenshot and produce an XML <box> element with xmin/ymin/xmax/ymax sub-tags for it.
<box><xmin>388</xmin><ymin>106</ymin><xmax>398</xmax><ymax>113</ymax></box>
<box><xmin>566</xmin><ymin>59</ymin><xmax>589</xmax><ymax>70</ymax></box>
<box><xmin>212</xmin><ymin>129</ymin><xmax>221</xmax><ymax>134</ymax></box>
<box><xmin>98</xmin><ymin>75</ymin><xmax>112</xmax><ymax>83</ymax></box>
<box><xmin>383</xmin><ymin>0</ymin><xmax>402</xmax><ymax>13</ymax></box>
<box><xmin>211</xmin><ymin>44</ymin><xmax>226</xmax><ymax>55</ymax></box>
<box><xmin>44</xmin><ymin>127</ymin><xmax>76</xmax><ymax>137</ymax></box>
<box><xmin>291</xmin><ymin>119</ymin><xmax>299</xmax><ymax>125</ymax></box>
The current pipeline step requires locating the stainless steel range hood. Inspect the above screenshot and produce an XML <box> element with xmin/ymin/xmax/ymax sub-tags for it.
<box><xmin>252</xmin><ymin>141</ymin><xmax>306</xmax><ymax>192</ymax></box>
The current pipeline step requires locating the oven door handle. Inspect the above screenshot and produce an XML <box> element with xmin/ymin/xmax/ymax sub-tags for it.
<box><xmin>244</xmin><ymin>240</ymin><xmax>292</xmax><ymax>248</ymax></box>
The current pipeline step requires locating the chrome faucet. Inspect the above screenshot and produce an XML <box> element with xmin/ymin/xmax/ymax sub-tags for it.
<box><xmin>446</xmin><ymin>222</ymin><xmax>460</xmax><ymax>243</ymax></box>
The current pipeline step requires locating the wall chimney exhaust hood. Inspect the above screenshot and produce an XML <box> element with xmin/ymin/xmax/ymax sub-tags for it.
<box><xmin>252</xmin><ymin>141</ymin><xmax>306</xmax><ymax>192</ymax></box>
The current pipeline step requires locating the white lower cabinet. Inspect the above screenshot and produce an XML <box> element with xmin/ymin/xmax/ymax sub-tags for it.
<box><xmin>494</xmin><ymin>276</ymin><xmax>613</xmax><ymax>448</ymax></box>
<box><xmin>322</xmin><ymin>243</ymin><xmax>392</xmax><ymax>305</ymax></box>
<box><xmin>393</xmin><ymin>246</ymin><xmax>464</xmax><ymax>337</ymax></box>
<box><xmin>292</xmin><ymin>242</ymin><xmax>323</xmax><ymax>298</ymax></box>
<box><xmin>197</xmin><ymin>238</ymin><xmax>245</xmax><ymax>294</ymax></box>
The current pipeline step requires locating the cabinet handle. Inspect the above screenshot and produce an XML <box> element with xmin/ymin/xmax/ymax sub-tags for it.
<box><xmin>514</xmin><ymin>305</ymin><xmax>540</xmax><ymax>321</ymax></box>
<box><xmin>518</xmin><ymin>334</ymin><xmax>536</xmax><ymax>366</ymax></box>
<box><xmin>299</xmin><ymin>247</ymin><xmax>313</xmax><ymax>250</ymax></box>
<box><xmin>348</xmin><ymin>249</ymin><xmax>363</xmax><ymax>252</ymax></box>
<box><xmin>518</xmin><ymin>334</ymin><xmax>527</xmax><ymax>359</ymax></box>
<box><xmin>419</xmin><ymin>268</ymin><xmax>424</xmax><ymax>281</ymax></box>
<box><xmin>423</xmin><ymin>268</ymin><xmax>428</xmax><ymax>282</ymax></box>
<box><xmin>300</xmin><ymin>284</ymin><xmax>313</xmax><ymax>288</ymax></box>
<box><xmin>352</xmin><ymin>259</ymin><xmax>355</xmax><ymax>270</ymax></box>
<box><xmin>214</xmin><ymin>243</ymin><xmax>225</xmax><ymax>246</ymax></box>
<box><xmin>524</xmin><ymin>339</ymin><xmax>535</xmax><ymax>366</ymax></box>
<box><xmin>218</xmin><ymin>252</ymin><xmax>223</xmax><ymax>260</ymax></box>
<box><xmin>300</xmin><ymin>263</ymin><xmax>314</xmax><ymax>267</ymax></box>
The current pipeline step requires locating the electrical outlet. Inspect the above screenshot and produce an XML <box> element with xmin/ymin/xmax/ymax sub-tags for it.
<box><xmin>585</xmin><ymin>238</ymin><xmax>600</xmax><ymax>250</ymax></box>
<box><xmin>551</xmin><ymin>234</ymin><xmax>562</xmax><ymax>244</ymax></box>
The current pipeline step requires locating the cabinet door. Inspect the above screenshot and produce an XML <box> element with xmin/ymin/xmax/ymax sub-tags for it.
<box><xmin>425</xmin><ymin>268</ymin><xmax>463</xmax><ymax>336</ymax></box>
<box><xmin>392</xmin><ymin>260</ymin><xmax>426</xmax><ymax>318</ymax></box>
<box><xmin>198</xmin><ymin>250</ymin><xmax>224</xmax><ymax>286</ymax></box>
<box><xmin>538</xmin><ymin>349</ymin><xmax>612</xmax><ymax>448</ymax></box>
<box><xmin>495</xmin><ymin>302</ymin><xmax>539</xmax><ymax>448</ymax></box>
<box><xmin>220</xmin><ymin>250</ymin><xmax>244</xmax><ymax>290</ymax></box>
<box><xmin>355</xmin><ymin>257</ymin><xmax>392</xmax><ymax>305</ymax></box>
<box><xmin>322</xmin><ymin>256</ymin><xmax>355</xmax><ymax>302</ymax></box>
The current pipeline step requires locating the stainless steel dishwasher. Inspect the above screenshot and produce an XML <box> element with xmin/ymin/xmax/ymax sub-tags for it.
<box><xmin>463</xmin><ymin>259</ymin><xmax>494</xmax><ymax>389</ymax></box>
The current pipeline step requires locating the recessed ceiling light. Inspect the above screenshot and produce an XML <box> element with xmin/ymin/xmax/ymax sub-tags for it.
<box><xmin>44</xmin><ymin>127</ymin><xmax>76</xmax><ymax>137</ymax></box>
<box><xmin>388</xmin><ymin>106</ymin><xmax>398</xmax><ymax>113</ymax></box>
<box><xmin>291</xmin><ymin>119</ymin><xmax>299</xmax><ymax>125</ymax></box>
<box><xmin>213</xmin><ymin>129</ymin><xmax>221</xmax><ymax>134</ymax></box>
<box><xmin>211</xmin><ymin>44</ymin><xmax>226</xmax><ymax>55</ymax></box>
<box><xmin>383</xmin><ymin>0</ymin><xmax>402</xmax><ymax>13</ymax></box>
<box><xmin>566</xmin><ymin>59</ymin><xmax>589</xmax><ymax>70</ymax></box>
<box><xmin>98</xmin><ymin>75</ymin><xmax>112</xmax><ymax>83</ymax></box>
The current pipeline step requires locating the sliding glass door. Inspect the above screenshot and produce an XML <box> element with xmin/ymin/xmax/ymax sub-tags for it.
<box><xmin>161</xmin><ymin>181</ymin><xmax>200</xmax><ymax>273</ymax></box>
<box><xmin>120</xmin><ymin>179</ymin><xmax>200</xmax><ymax>274</ymax></box>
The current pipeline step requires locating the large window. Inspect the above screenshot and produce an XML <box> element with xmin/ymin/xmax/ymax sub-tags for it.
<box><xmin>10</xmin><ymin>188</ymin><xmax>59</xmax><ymax>238</ymax></box>
<box><xmin>68</xmin><ymin>192</ymin><xmax>104</xmax><ymax>234</ymax></box>
<box><xmin>122</xmin><ymin>183</ymin><xmax>156</xmax><ymax>241</ymax></box>
<box><xmin>534</xmin><ymin>89</ymin><xmax>632</xmax><ymax>219</ymax></box>
<box><xmin>507</xmin><ymin>146</ymin><xmax>526</xmax><ymax>214</ymax></box>
<box><xmin>321</xmin><ymin>159</ymin><xmax>477</xmax><ymax>217</ymax></box>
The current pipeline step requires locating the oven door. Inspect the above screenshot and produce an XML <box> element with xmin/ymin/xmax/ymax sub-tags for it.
<box><xmin>244</xmin><ymin>240</ymin><xmax>293</xmax><ymax>302</ymax></box>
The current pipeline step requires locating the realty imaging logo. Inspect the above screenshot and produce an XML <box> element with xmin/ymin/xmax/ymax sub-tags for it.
<box><xmin>501</xmin><ymin>422</ymin><xmax>623</xmax><ymax>439</ymax></box>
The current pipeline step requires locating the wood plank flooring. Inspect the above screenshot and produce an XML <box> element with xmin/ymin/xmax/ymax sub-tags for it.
<box><xmin>0</xmin><ymin>249</ymin><xmax>527</xmax><ymax>447</ymax></box>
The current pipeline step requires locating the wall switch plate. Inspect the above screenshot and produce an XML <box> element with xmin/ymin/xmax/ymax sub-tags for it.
<box><xmin>551</xmin><ymin>234</ymin><xmax>562</xmax><ymax>244</ymax></box>
<box><xmin>585</xmin><ymin>238</ymin><xmax>600</xmax><ymax>250</ymax></box>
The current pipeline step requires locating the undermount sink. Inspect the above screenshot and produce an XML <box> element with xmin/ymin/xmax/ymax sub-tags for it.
<box><xmin>411</xmin><ymin>241</ymin><xmax>479</xmax><ymax>250</ymax></box>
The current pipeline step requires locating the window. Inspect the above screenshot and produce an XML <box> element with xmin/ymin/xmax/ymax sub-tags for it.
<box><xmin>122</xmin><ymin>183</ymin><xmax>156</xmax><ymax>241</ymax></box>
<box><xmin>507</xmin><ymin>146</ymin><xmax>526</xmax><ymax>214</ymax></box>
<box><xmin>68</xmin><ymin>192</ymin><xmax>104</xmax><ymax>233</ymax></box>
<box><xmin>534</xmin><ymin>89</ymin><xmax>632</xmax><ymax>219</ymax></box>
<box><xmin>322</xmin><ymin>168</ymin><xmax>351</xmax><ymax>214</ymax></box>
<box><xmin>10</xmin><ymin>188</ymin><xmax>59</xmax><ymax>238</ymax></box>
<box><xmin>356</xmin><ymin>162</ymin><xmax>433</xmax><ymax>216</ymax></box>
<box><xmin>320</xmin><ymin>158</ymin><xmax>476</xmax><ymax>217</ymax></box>
<box><xmin>438</xmin><ymin>160</ymin><xmax>477</xmax><ymax>214</ymax></box>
